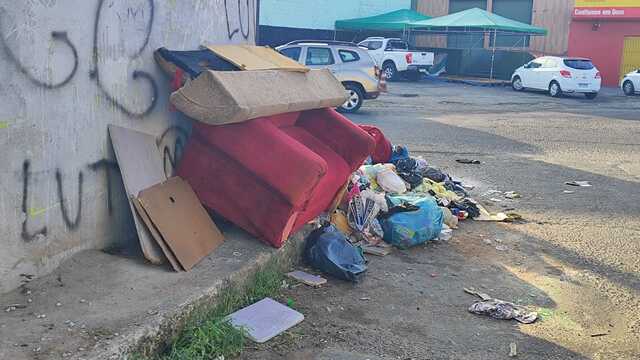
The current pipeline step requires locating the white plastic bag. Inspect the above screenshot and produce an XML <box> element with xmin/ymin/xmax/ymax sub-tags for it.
<box><xmin>376</xmin><ymin>168</ymin><xmax>407</xmax><ymax>194</ymax></box>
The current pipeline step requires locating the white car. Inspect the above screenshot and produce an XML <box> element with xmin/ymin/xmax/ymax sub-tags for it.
<box><xmin>511</xmin><ymin>56</ymin><xmax>601</xmax><ymax>99</ymax></box>
<box><xmin>621</xmin><ymin>69</ymin><xmax>640</xmax><ymax>96</ymax></box>
<box><xmin>357</xmin><ymin>37</ymin><xmax>434</xmax><ymax>81</ymax></box>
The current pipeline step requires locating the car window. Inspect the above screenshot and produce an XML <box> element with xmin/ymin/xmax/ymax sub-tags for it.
<box><xmin>366</xmin><ymin>41</ymin><xmax>383</xmax><ymax>50</ymax></box>
<box><xmin>386</xmin><ymin>40</ymin><xmax>408</xmax><ymax>51</ymax></box>
<box><xmin>359</xmin><ymin>41</ymin><xmax>369</xmax><ymax>48</ymax></box>
<box><xmin>279</xmin><ymin>47</ymin><xmax>301</xmax><ymax>61</ymax></box>
<box><xmin>338</xmin><ymin>50</ymin><xmax>360</xmax><ymax>63</ymax></box>
<box><xmin>543</xmin><ymin>58</ymin><xmax>558</xmax><ymax>68</ymax></box>
<box><xmin>563</xmin><ymin>59</ymin><xmax>595</xmax><ymax>70</ymax></box>
<box><xmin>528</xmin><ymin>60</ymin><xmax>543</xmax><ymax>69</ymax></box>
<box><xmin>305</xmin><ymin>47</ymin><xmax>335</xmax><ymax>66</ymax></box>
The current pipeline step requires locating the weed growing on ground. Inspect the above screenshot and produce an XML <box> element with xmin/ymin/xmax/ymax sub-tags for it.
<box><xmin>134</xmin><ymin>260</ymin><xmax>286</xmax><ymax>360</ymax></box>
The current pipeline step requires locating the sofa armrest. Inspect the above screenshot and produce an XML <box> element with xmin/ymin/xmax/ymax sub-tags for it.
<box><xmin>192</xmin><ymin>119</ymin><xmax>328</xmax><ymax>207</ymax></box>
<box><xmin>297</xmin><ymin>108</ymin><xmax>375</xmax><ymax>169</ymax></box>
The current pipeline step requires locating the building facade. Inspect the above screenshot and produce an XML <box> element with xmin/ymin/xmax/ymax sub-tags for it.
<box><xmin>568</xmin><ymin>0</ymin><xmax>640</xmax><ymax>86</ymax></box>
<box><xmin>258</xmin><ymin>0</ymin><xmax>412</xmax><ymax>46</ymax></box>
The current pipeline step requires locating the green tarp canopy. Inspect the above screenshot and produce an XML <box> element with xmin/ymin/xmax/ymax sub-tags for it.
<box><xmin>408</xmin><ymin>7</ymin><xmax>547</xmax><ymax>35</ymax></box>
<box><xmin>335</xmin><ymin>9</ymin><xmax>432</xmax><ymax>31</ymax></box>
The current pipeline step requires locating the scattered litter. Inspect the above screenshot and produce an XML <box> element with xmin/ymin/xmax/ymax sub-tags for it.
<box><xmin>147</xmin><ymin>309</ymin><xmax>159</xmax><ymax>315</ymax></box>
<box><xmin>483</xmin><ymin>239</ymin><xmax>493</xmax><ymax>245</ymax></box>
<box><xmin>79</xmin><ymin>299</ymin><xmax>87</xmax><ymax>304</ymax></box>
<box><xmin>55</xmin><ymin>302</ymin><xmax>62</xmax><ymax>307</ymax></box>
<box><xmin>482</xmin><ymin>190</ymin><xmax>502</xmax><ymax>197</ymax></box>
<box><xmin>232</xmin><ymin>251</ymin><xmax>242</xmax><ymax>257</ymax></box>
<box><xmin>590</xmin><ymin>332</ymin><xmax>609</xmax><ymax>337</ymax></box>
<box><xmin>496</xmin><ymin>245</ymin><xmax>508</xmax><ymax>251</ymax></box>
<box><xmin>35</xmin><ymin>314</ymin><xmax>46</xmax><ymax>319</ymax></box>
<box><xmin>489</xmin><ymin>198</ymin><xmax>503</xmax><ymax>203</ymax></box>
<box><xmin>286</xmin><ymin>271</ymin><xmax>327</xmax><ymax>287</ymax></box>
<box><xmin>361</xmin><ymin>243</ymin><xmax>393</xmax><ymax>257</ymax></box>
<box><xmin>27</xmin><ymin>298</ymin><xmax>33</xmax><ymax>303</ymax></box>
<box><xmin>465</xmin><ymin>288</ymin><xmax>537</xmax><ymax>324</ymax></box>
<box><xmin>504</xmin><ymin>191</ymin><xmax>521</xmax><ymax>199</ymax></box>
<box><xmin>359</xmin><ymin>297</ymin><xmax>371</xmax><ymax>301</ymax></box>
<box><xmin>228</xmin><ymin>298</ymin><xmax>304</xmax><ymax>343</ymax></box>
<box><xmin>563</xmin><ymin>190</ymin><xmax>575</xmax><ymax>194</ymax></box>
<box><xmin>456</xmin><ymin>159</ymin><xmax>481</xmax><ymax>164</ymax></box>
<box><xmin>565</xmin><ymin>181</ymin><xmax>591</xmax><ymax>187</ymax></box>
<box><xmin>509</xmin><ymin>342</ymin><xmax>518</xmax><ymax>357</ymax></box>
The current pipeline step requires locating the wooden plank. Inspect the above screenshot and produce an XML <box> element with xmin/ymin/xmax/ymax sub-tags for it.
<box><xmin>206</xmin><ymin>45</ymin><xmax>309</xmax><ymax>72</ymax></box>
<box><xmin>530</xmin><ymin>0</ymin><xmax>573</xmax><ymax>55</ymax></box>
<box><xmin>108</xmin><ymin>125</ymin><xmax>166</xmax><ymax>264</ymax></box>
<box><xmin>137</xmin><ymin>177</ymin><xmax>224</xmax><ymax>271</ymax></box>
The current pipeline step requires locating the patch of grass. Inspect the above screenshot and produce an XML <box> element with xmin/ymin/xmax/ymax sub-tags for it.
<box><xmin>136</xmin><ymin>261</ymin><xmax>286</xmax><ymax>360</ymax></box>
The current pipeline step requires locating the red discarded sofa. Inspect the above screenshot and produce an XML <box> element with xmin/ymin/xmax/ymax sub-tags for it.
<box><xmin>177</xmin><ymin>108</ymin><xmax>375</xmax><ymax>248</ymax></box>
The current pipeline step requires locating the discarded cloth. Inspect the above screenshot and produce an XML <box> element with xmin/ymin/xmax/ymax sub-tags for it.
<box><xmin>394</xmin><ymin>158</ymin><xmax>423</xmax><ymax>189</ymax></box>
<box><xmin>465</xmin><ymin>288</ymin><xmax>538</xmax><ymax>324</ymax></box>
<box><xmin>381</xmin><ymin>195</ymin><xmax>443</xmax><ymax>249</ymax></box>
<box><xmin>304</xmin><ymin>225</ymin><xmax>367</xmax><ymax>282</ymax></box>
<box><xmin>389</xmin><ymin>145</ymin><xmax>409</xmax><ymax>164</ymax></box>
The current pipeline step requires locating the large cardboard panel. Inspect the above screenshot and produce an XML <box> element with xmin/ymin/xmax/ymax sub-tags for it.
<box><xmin>206</xmin><ymin>45</ymin><xmax>309</xmax><ymax>72</ymax></box>
<box><xmin>137</xmin><ymin>177</ymin><xmax>224</xmax><ymax>271</ymax></box>
<box><xmin>170</xmin><ymin>69</ymin><xmax>348</xmax><ymax>125</ymax></box>
<box><xmin>131</xmin><ymin>197</ymin><xmax>183</xmax><ymax>272</ymax></box>
<box><xmin>108</xmin><ymin>125</ymin><xmax>166</xmax><ymax>264</ymax></box>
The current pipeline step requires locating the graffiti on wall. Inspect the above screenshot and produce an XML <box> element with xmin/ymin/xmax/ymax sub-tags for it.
<box><xmin>1</xmin><ymin>0</ymin><xmax>253</xmax><ymax>243</ymax></box>
<box><xmin>0</xmin><ymin>0</ymin><xmax>255</xmax><ymax>117</ymax></box>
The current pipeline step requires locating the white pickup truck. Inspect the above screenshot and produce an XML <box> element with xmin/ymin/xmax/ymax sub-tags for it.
<box><xmin>358</xmin><ymin>37</ymin><xmax>434</xmax><ymax>81</ymax></box>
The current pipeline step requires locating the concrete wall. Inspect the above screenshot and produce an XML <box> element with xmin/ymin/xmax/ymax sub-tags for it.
<box><xmin>259</xmin><ymin>0</ymin><xmax>411</xmax><ymax>30</ymax></box>
<box><xmin>0</xmin><ymin>0</ymin><xmax>256</xmax><ymax>294</ymax></box>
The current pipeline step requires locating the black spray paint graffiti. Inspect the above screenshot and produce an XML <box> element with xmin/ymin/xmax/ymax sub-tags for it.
<box><xmin>19</xmin><ymin>126</ymin><xmax>184</xmax><ymax>241</ymax></box>
<box><xmin>55</xmin><ymin>169</ymin><xmax>83</xmax><ymax>230</ymax></box>
<box><xmin>0</xmin><ymin>9</ymin><xmax>79</xmax><ymax>89</ymax></box>
<box><xmin>225</xmin><ymin>0</ymin><xmax>252</xmax><ymax>40</ymax></box>
<box><xmin>88</xmin><ymin>159</ymin><xmax>119</xmax><ymax>215</ymax></box>
<box><xmin>21</xmin><ymin>161</ymin><xmax>48</xmax><ymax>242</ymax></box>
<box><xmin>1</xmin><ymin>0</ymin><xmax>254</xmax><ymax>118</ymax></box>
<box><xmin>90</xmin><ymin>0</ymin><xmax>158</xmax><ymax>118</ymax></box>
<box><xmin>158</xmin><ymin>126</ymin><xmax>188</xmax><ymax>178</ymax></box>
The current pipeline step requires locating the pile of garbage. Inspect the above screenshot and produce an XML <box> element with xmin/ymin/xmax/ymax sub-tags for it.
<box><xmin>305</xmin><ymin>125</ymin><xmax>482</xmax><ymax>282</ymax></box>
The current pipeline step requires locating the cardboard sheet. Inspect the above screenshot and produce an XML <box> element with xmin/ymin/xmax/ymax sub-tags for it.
<box><xmin>206</xmin><ymin>45</ymin><xmax>309</xmax><ymax>72</ymax></box>
<box><xmin>170</xmin><ymin>69</ymin><xmax>348</xmax><ymax>125</ymax></box>
<box><xmin>137</xmin><ymin>177</ymin><xmax>224</xmax><ymax>271</ymax></box>
<box><xmin>132</xmin><ymin>197</ymin><xmax>183</xmax><ymax>272</ymax></box>
<box><xmin>229</xmin><ymin>298</ymin><xmax>304</xmax><ymax>343</ymax></box>
<box><xmin>108</xmin><ymin>125</ymin><xmax>166</xmax><ymax>264</ymax></box>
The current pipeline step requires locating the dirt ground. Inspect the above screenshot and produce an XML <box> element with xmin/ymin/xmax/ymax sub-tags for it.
<box><xmin>239</xmin><ymin>81</ymin><xmax>640</xmax><ymax>360</ymax></box>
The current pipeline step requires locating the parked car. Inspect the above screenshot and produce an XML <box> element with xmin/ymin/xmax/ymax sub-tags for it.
<box><xmin>511</xmin><ymin>56</ymin><xmax>601</xmax><ymax>99</ymax></box>
<box><xmin>621</xmin><ymin>69</ymin><xmax>640</xmax><ymax>96</ymax></box>
<box><xmin>357</xmin><ymin>37</ymin><xmax>434</xmax><ymax>81</ymax></box>
<box><xmin>276</xmin><ymin>40</ymin><xmax>384</xmax><ymax>113</ymax></box>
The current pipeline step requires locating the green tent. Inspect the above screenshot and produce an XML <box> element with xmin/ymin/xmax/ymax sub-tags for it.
<box><xmin>408</xmin><ymin>7</ymin><xmax>547</xmax><ymax>35</ymax></box>
<box><xmin>335</xmin><ymin>9</ymin><xmax>432</xmax><ymax>32</ymax></box>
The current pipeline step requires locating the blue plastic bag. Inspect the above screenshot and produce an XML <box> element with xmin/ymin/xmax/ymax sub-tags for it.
<box><xmin>304</xmin><ymin>225</ymin><xmax>367</xmax><ymax>282</ymax></box>
<box><xmin>381</xmin><ymin>195</ymin><xmax>444</xmax><ymax>249</ymax></box>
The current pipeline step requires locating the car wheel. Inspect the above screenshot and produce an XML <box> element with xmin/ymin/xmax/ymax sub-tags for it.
<box><xmin>512</xmin><ymin>76</ymin><xmax>524</xmax><ymax>91</ymax></box>
<box><xmin>382</xmin><ymin>62</ymin><xmax>397</xmax><ymax>81</ymax></box>
<box><xmin>338</xmin><ymin>84</ymin><xmax>364</xmax><ymax>113</ymax></box>
<box><xmin>623</xmin><ymin>80</ymin><xmax>635</xmax><ymax>96</ymax></box>
<box><xmin>548</xmin><ymin>81</ymin><xmax>562</xmax><ymax>97</ymax></box>
<box><xmin>584</xmin><ymin>92</ymin><xmax>598</xmax><ymax>100</ymax></box>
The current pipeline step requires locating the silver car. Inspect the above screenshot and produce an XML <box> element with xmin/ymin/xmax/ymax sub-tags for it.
<box><xmin>276</xmin><ymin>40</ymin><xmax>384</xmax><ymax>113</ymax></box>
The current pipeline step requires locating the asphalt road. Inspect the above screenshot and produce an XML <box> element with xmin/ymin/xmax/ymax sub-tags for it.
<box><xmin>241</xmin><ymin>81</ymin><xmax>640</xmax><ymax>360</ymax></box>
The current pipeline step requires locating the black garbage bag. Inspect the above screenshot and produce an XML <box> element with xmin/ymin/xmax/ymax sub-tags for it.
<box><xmin>395</xmin><ymin>158</ymin><xmax>423</xmax><ymax>189</ymax></box>
<box><xmin>304</xmin><ymin>225</ymin><xmax>367</xmax><ymax>283</ymax></box>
